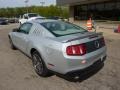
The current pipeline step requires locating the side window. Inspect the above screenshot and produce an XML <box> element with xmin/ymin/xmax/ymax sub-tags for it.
<box><xmin>24</xmin><ymin>16</ymin><xmax>28</xmax><ymax>19</ymax></box>
<box><xmin>19</xmin><ymin>23</ymin><xmax>32</xmax><ymax>34</ymax></box>
<box><xmin>23</xmin><ymin>15</ymin><xmax>28</xmax><ymax>19</ymax></box>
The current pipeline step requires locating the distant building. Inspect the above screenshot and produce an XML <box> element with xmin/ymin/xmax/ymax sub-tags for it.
<box><xmin>57</xmin><ymin>0</ymin><xmax>120</xmax><ymax>21</ymax></box>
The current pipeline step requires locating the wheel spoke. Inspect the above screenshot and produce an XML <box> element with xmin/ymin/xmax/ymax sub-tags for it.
<box><xmin>33</xmin><ymin>53</ymin><xmax>43</xmax><ymax>74</ymax></box>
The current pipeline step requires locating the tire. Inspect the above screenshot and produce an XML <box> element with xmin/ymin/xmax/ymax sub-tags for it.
<box><xmin>19</xmin><ymin>22</ymin><xmax>22</xmax><ymax>26</ymax></box>
<box><xmin>31</xmin><ymin>51</ymin><xmax>50</xmax><ymax>77</ymax></box>
<box><xmin>9</xmin><ymin>37</ymin><xmax>17</xmax><ymax>50</ymax></box>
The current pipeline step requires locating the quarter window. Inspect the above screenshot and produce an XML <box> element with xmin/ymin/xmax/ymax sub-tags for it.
<box><xmin>19</xmin><ymin>23</ymin><xmax>32</xmax><ymax>34</ymax></box>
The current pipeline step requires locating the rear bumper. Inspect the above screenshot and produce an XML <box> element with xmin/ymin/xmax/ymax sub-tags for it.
<box><xmin>0</xmin><ymin>22</ymin><xmax>7</xmax><ymax>25</ymax></box>
<box><xmin>65</xmin><ymin>55</ymin><xmax>106</xmax><ymax>76</ymax></box>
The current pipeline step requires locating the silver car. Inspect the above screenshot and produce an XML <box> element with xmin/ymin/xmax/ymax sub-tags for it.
<box><xmin>8</xmin><ymin>20</ymin><xmax>107</xmax><ymax>78</ymax></box>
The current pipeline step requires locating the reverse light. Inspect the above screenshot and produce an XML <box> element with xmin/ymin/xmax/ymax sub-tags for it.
<box><xmin>81</xmin><ymin>60</ymin><xmax>87</xmax><ymax>64</ymax></box>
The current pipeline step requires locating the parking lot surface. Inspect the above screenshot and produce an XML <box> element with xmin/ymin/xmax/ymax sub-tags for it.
<box><xmin>0</xmin><ymin>23</ymin><xmax>120</xmax><ymax>90</ymax></box>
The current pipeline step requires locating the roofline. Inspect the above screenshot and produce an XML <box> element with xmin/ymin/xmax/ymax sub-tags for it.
<box><xmin>29</xmin><ymin>19</ymin><xmax>59</xmax><ymax>24</ymax></box>
<box><xmin>57</xmin><ymin>0</ymin><xmax>111</xmax><ymax>6</ymax></box>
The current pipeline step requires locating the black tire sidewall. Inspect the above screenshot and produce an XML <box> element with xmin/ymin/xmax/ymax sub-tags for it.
<box><xmin>32</xmin><ymin>51</ymin><xmax>49</xmax><ymax>77</ymax></box>
<box><xmin>9</xmin><ymin>37</ymin><xmax>16</xmax><ymax>50</ymax></box>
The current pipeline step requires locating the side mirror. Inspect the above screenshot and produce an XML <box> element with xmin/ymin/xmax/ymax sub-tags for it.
<box><xmin>12</xmin><ymin>28</ymin><xmax>19</xmax><ymax>32</ymax></box>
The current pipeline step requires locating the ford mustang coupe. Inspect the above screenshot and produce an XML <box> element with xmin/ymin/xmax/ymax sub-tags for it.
<box><xmin>8</xmin><ymin>20</ymin><xmax>107</xmax><ymax>78</ymax></box>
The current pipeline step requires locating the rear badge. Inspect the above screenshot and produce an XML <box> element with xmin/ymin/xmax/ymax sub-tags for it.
<box><xmin>95</xmin><ymin>41</ymin><xmax>100</xmax><ymax>48</ymax></box>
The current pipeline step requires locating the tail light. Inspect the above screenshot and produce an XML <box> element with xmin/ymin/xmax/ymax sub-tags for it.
<box><xmin>101</xmin><ymin>37</ymin><xmax>105</xmax><ymax>46</ymax></box>
<box><xmin>66</xmin><ymin>44</ymin><xmax>86</xmax><ymax>56</ymax></box>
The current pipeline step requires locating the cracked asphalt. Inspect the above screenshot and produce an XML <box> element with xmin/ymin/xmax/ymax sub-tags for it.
<box><xmin>0</xmin><ymin>23</ymin><xmax>120</xmax><ymax>90</ymax></box>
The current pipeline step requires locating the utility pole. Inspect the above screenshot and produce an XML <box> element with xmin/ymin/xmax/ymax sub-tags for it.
<box><xmin>24</xmin><ymin>0</ymin><xmax>29</xmax><ymax>13</ymax></box>
<box><xmin>40</xmin><ymin>1</ymin><xmax>45</xmax><ymax>7</ymax></box>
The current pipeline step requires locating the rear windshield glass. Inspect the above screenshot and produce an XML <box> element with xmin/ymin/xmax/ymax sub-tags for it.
<box><xmin>0</xmin><ymin>19</ymin><xmax>5</xmax><ymax>21</ymax></box>
<box><xmin>41</xmin><ymin>21</ymin><xmax>87</xmax><ymax>37</ymax></box>
<box><xmin>28</xmin><ymin>14</ymin><xmax>38</xmax><ymax>18</ymax></box>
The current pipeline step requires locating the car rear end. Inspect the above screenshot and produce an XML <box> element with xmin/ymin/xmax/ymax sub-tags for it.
<box><xmin>39</xmin><ymin>20</ymin><xmax>106</xmax><ymax>76</ymax></box>
<box><xmin>0</xmin><ymin>19</ymin><xmax>8</xmax><ymax>25</ymax></box>
<box><xmin>61</xmin><ymin>32</ymin><xmax>107</xmax><ymax>75</ymax></box>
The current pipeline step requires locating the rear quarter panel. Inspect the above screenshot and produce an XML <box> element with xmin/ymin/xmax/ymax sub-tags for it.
<box><xmin>27</xmin><ymin>37</ymin><xmax>70</xmax><ymax>73</ymax></box>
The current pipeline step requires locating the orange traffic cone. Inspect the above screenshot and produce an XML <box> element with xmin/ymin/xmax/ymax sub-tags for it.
<box><xmin>87</xmin><ymin>18</ymin><xmax>92</xmax><ymax>31</ymax></box>
<box><xmin>114</xmin><ymin>24</ymin><xmax>120</xmax><ymax>33</ymax></box>
<box><xmin>118</xmin><ymin>25</ymin><xmax>120</xmax><ymax>33</ymax></box>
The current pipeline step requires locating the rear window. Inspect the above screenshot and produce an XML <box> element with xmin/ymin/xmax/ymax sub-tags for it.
<box><xmin>41</xmin><ymin>21</ymin><xmax>87</xmax><ymax>37</ymax></box>
<box><xmin>0</xmin><ymin>19</ymin><xmax>5</xmax><ymax>21</ymax></box>
<box><xmin>28</xmin><ymin>14</ymin><xmax>38</xmax><ymax>18</ymax></box>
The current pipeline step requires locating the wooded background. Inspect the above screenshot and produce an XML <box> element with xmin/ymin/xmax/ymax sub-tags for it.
<box><xmin>0</xmin><ymin>5</ymin><xmax>69</xmax><ymax>18</ymax></box>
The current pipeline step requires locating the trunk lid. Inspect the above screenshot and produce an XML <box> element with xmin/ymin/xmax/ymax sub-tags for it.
<box><xmin>51</xmin><ymin>32</ymin><xmax>103</xmax><ymax>43</ymax></box>
<box><xmin>51</xmin><ymin>32</ymin><xmax>105</xmax><ymax>55</ymax></box>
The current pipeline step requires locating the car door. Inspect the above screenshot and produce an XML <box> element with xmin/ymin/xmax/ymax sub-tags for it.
<box><xmin>14</xmin><ymin>23</ymin><xmax>33</xmax><ymax>53</ymax></box>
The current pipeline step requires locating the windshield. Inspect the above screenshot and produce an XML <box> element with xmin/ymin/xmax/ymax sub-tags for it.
<box><xmin>0</xmin><ymin>19</ymin><xmax>5</xmax><ymax>21</ymax></box>
<box><xmin>28</xmin><ymin>14</ymin><xmax>38</xmax><ymax>18</ymax></box>
<box><xmin>41</xmin><ymin>21</ymin><xmax>87</xmax><ymax>37</ymax></box>
<box><xmin>35</xmin><ymin>18</ymin><xmax>45</xmax><ymax>20</ymax></box>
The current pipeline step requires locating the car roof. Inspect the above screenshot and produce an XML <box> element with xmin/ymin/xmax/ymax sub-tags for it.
<box><xmin>24</xmin><ymin>13</ymin><xmax>38</xmax><ymax>15</ymax></box>
<box><xmin>29</xmin><ymin>19</ymin><xmax>58</xmax><ymax>24</ymax></box>
<box><xmin>29</xmin><ymin>16</ymin><xmax>45</xmax><ymax>19</ymax></box>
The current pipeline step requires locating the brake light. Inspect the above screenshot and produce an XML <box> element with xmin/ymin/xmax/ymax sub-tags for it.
<box><xmin>101</xmin><ymin>37</ymin><xmax>105</xmax><ymax>46</ymax></box>
<box><xmin>66</xmin><ymin>44</ymin><xmax>86</xmax><ymax>56</ymax></box>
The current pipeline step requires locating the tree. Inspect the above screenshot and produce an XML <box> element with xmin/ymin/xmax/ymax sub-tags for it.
<box><xmin>0</xmin><ymin>5</ymin><xmax>69</xmax><ymax>18</ymax></box>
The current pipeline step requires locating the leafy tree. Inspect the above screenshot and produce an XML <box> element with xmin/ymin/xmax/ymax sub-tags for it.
<box><xmin>0</xmin><ymin>5</ymin><xmax>69</xmax><ymax>18</ymax></box>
